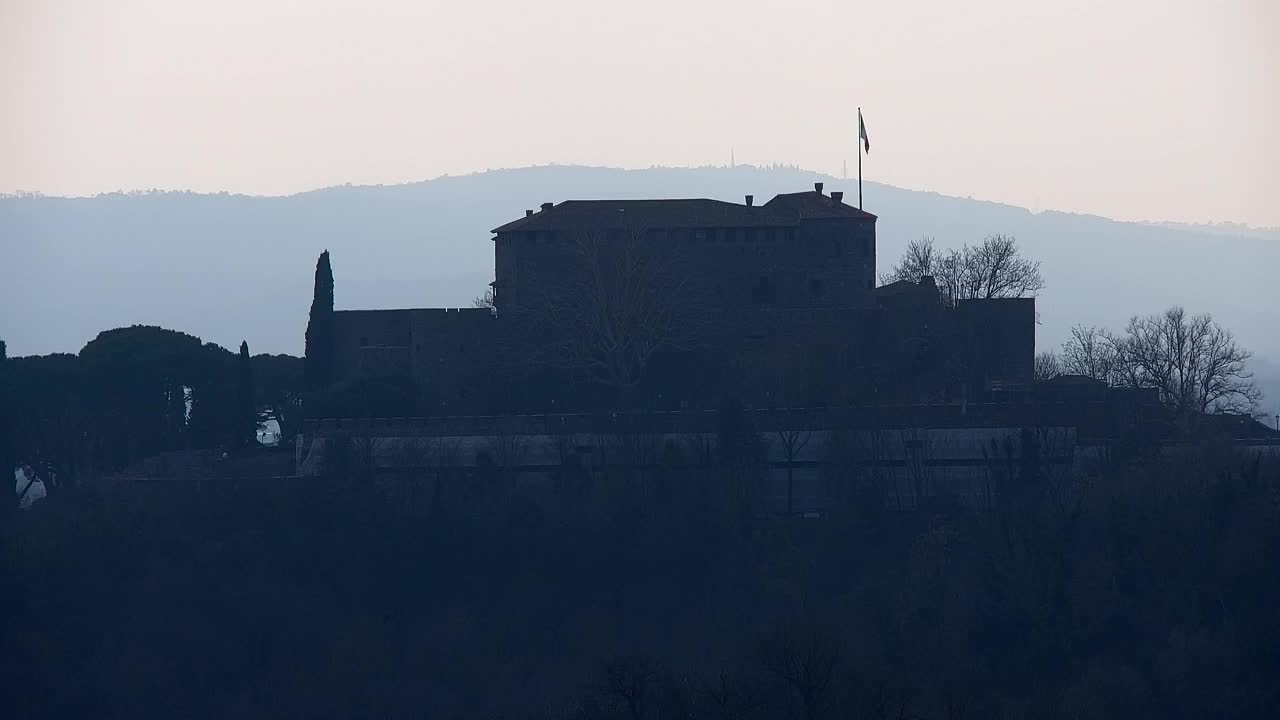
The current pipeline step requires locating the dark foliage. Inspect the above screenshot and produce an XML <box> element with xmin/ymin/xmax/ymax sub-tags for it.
<box><xmin>5</xmin><ymin>446</ymin><xmax>1277</xmax><ymax>719</ymax></box>
<box><xmin>235</xmin><ymin>341</ymin><xmax>257</xmax><ymax>448</ymax></box>
<box><xmin>2</xmin><ymin>326</ymin><xmax>304</xmax><ymax>495</ymax></box>
<box><xmin>304</xmin><ymin>250</ymin><xmax>335</xmax><ymax>390</ymax></box>
<box><xmin>251</xmin><ymin>353</ymin><xmax>305</xmax><ymax>439</ymax></box>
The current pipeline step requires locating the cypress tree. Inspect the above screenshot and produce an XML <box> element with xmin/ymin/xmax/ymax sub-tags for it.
<box><xmin>304</xmin><ymin>250</ymin><xmax>335</xmax><ymax>389</ymax></box>
<box><xmin>236</xmin><ymin>341</ymin><xmax>257</xmax><ymax>448</ymax></box>
<box><xmin>1</xmin><ymin>338</ymin><xmax>13</xmax><ymax>516</ymax></box>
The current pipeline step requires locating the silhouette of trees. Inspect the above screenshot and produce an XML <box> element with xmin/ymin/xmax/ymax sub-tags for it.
<box><xmin>759</xmin><ymin>623</ymin><xmax>843</xmax><ymax>720</ymax></box>
<box><xmin>79</xmin><ymin>325</ymin><xmax>208</xmax><ymax>464</ymax></box>
<box><xmin>0</xmin><ymin>339</ymin><xmax>15</xmax><ymax>516</ymax></box>
<box><xmin>251</xmin><ymin>353</ymin><xmax>304</xmax><ymax>441</ymax></box>
<box><xmin>304</xmin><ymin>250</ymin><xmax>335</xmax><ymax>390</ymax></box>
<box><xmin>509</xmin><ymin>229</ymin><xmax>711</xmax><ymax>400</ymax></box>
<box><xmin>6</xmin><ymin>434</ymin><xmax>1280</xmax><ymax>718</ymax></box>
<box><xmin>6</xmin><ymin>353</ymin><xmax>94</xmax><ymax>495</ymax></box>
<box><xmin>1061</xmin><ymin>309</ymin><xmax>1261</xmax><ymax>416</ymax></box>
<box><xmin>1110</xmin><ymin>306</ymin><xmax>1260</xmax><ymax>416</ymax></box>
<box><xmin>235</xmin><ymin>341</ymin><xmax>257</xmax><ymax>448</ymax></box>
<box><xmin>776</xmin><ymin>424</ymin><xmax>813</xmax><ymax>516</ymax></box>
<box><xmin>1034</xmin><ymin>351</ymin><xmax>1061</xmax><ymax>382</ymax></box>
<box><xmin>1060</xmin><ymin>324</ymin><xmax>1121</xmax><ymax>383</ymax></box>
<box><xmin>883</xmin><ymin>235</ymin><xmax>1044</xmax><ymax>307</ymax></box>
<box><xmin>592</xmin><ymin>655</ymin><xmax>662</xmax><ymax>720</ymax></box>
<box><xmin>3</xmin><ymin>326</ymin><xmax>284</xmax><ymax>491</ymax></box>
<box><xmin>880</xmin><ymin>236</ymin><xmax>939</xmax><ymax>287</ymax></box>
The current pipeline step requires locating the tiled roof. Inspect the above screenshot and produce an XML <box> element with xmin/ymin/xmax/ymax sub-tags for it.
<box><xmin>492</xmin><ymin>199</ymin><xmax>799</xmax><ymax>233</ymax></box>
<box><xmin>763</xmin><ymin>191</ymin><xmax>878</xmax><ymax>220</ymax></box>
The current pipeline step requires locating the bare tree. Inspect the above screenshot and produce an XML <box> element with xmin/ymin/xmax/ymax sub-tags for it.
<box><xmin>879</xmin><ymin>236</ymin><xmax>939</xmax><ymax>286</ymax></box>
<box><xmin>471</xmin><ymin>285</ymin><xmax>497</xmax><ymax>317</ymax></box>
<box><xmin>759</xmin><ymin>624</ymin><xmax>843</xmax><ymax>720</ymax></box>
<box><xmin>959</xmin><ymin>234</ymin><xmax>1045</xmax><ymax>301</ymax></box>
<box><xmin>1060</xmin><ymin>325</ymin><xmax>1122</xmax><ymax>384</ymax></box>
<box><xmin>1033</xmin><ymin>351</ymin><xmax>1062</xmax><ymax>383</ymax></box>
<box><xmin>593</xmin><ymin>654</ymin><xmax>661</xmax><ymax>720</ymax></box>
<box><xmin>776</xmin><ymin>425</ymin><xmax>813</xmax><ymax>516</ymax></box>
<box><xmin>508</xmin><ymin>229</ymin><xmax>710</xmax><ymax>400</ymax></box>
<box><xmin>882</xmin><ymin>235</ymin><xmax>1044</xmax><ymax>307</ymax></box>
<box><xmin>1108</xmin><ymin>306</ymin><xmax>1260</xmax><ymax>416</ymax></box>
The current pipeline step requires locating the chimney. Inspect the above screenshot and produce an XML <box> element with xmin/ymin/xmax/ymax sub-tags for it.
<box><xmin>525</xmin><ymin>209</ymin><xmax>534</xmax><ymax>217</ymax></box>
<box><xmin>814</xmin><ymin>182</ymin><xmax>824</xmax><ymax>194</ymax></box>
<box><xmin>831</xmin><ymin>191</ymin><xmax>844</xmax><ymax>205</ymax></box>
<box><xmin>540</xmin><ymin>202</ymin><xmax>553</xmax><ymax>212</ymax></box>
<box><xmin>745</xmin><ymin>194</ymin><xmax>754</xmax><ymax>207</ymax></box>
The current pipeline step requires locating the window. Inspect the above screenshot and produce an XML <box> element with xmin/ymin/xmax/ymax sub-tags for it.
<box><xmin>810</xmin><ymin>278</ymin><xmax>825</xmax><ymax>298</ymax></box>
<box><xmin>694</xmin><ymin>229</ymin><xmax>707</xmax><ymax>241</ymax></box>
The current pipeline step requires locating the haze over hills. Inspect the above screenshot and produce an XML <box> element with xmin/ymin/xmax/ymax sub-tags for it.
<box><xmin>3</xmin><ymin>164</ymin><xmax>1277</xmax><ymax>415</ymax></box>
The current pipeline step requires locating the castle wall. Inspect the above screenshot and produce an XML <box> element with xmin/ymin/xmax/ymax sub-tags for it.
<box><xmin>493</xmin><ymin>216</ymin><xmax>876</xmax><ymax>317</ymax></box>
<box><xmin>332</xmin><ymin>309</ymin><xmax>415</xmax><ymax>380</ymax></box>
<box><xmin>407</xmin><ymin>308</ymin><xmax>496</xmax><ymax>414</ymax></box>
<box><xmin>956</xmin><ymin>299</ymin><xmax>1036</xmax><ymax>393</ymax></box>
<box><xmin>331</xmin><ymin>308</ymin><xmax>496</xmax><ymax>413</ymax></box>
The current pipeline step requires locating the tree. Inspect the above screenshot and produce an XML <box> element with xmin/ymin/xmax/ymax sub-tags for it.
<box><xmin>882</xmin><ymin>235</ymin><xmax>1044</xmax><ymax>307</ymax></box>
<box><xmin>1060</xmin><ymin>325</ymin><xmax>1121</xmax><ymax>384</ymax></box>
<box><xmin>185</xmin><ymin>341</ymin><xmax>240</xmax><ymax>449</ymax></box>
<box><xmin>80</xmin><ymin>325</ymin><xmax>208</xmax><ymax>464</ymax></box>
<box><xmin>1109</xmin><ymin>307</ymin><xmax>1260</xmax><ymax>416</ymax></box>
<box><xmin>507</xmin><ymin>229</ymin><xmax>710</xmax><ymax>401</ymax></box>
<box><xmin>879</xmin><ymin>236</ymin><xmax>939</xmax><ymax>287</ymax></box>
<box><xmin>593</xmin><ymin>655</ymin><xmax>661</xmax><ymax>720</ymax></box>
<box><xmin>0</xmin><ymin>339</ymin><xmax>14</xmax><ymax>514</ymax></box>
<box><xmin>304</xmin><ymin>250</ymin><xmax>335</xmax><ymax>390</ymax></box>
<box><xmin>235</xmin><ymin>341</ymin><xmax>257</xmax><ymax>449</ymax></box>
<box><xmin>472</xmin><ymin>285</ymin><xmax>497</xmax><ymax>317</ymax></box>
<box><xmin>6</xmin><ymin>353</ymin><xmax>93</xmax><ymax>496</ymax></box>
<box><xmin>1034</xmin><ymin>351</ymin><xmax>1062</xmax><ymax>383</ymax></box>
<box><xmin>251</xmin><ymin>354</ymin><xmax>304</xmax><ymax>442</ymax></box>
<box><xmin>759</xmin><ymin>624</ymin><xmax>842</xmax><ymax>720</ymax></box>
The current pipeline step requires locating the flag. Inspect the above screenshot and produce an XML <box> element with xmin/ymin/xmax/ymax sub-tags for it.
<box><xmin>858</xmin><ymin>110</ymin><xmax>870</xmax><ymax>154</ymax></box>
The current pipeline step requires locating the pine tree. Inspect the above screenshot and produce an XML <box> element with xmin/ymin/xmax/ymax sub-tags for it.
<box><xmin>304</xmin><ymin>250</ymin><xmax>335</xmax><ymax>389</ymax></box>
<box><xmin>236</xmin><ymin>341</ymin><xmax>257</xmax><ymax>448</ymax></box>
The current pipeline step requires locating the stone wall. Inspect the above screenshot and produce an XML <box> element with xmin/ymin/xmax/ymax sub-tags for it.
<box><xmin>493</xmin><ymin>216</ymin><xmax>875</xmax><ymax>318</ymax></box>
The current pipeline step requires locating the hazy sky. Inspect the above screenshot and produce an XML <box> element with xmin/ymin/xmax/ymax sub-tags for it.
<box><xmin>3</xmin><ymin>0</ymin><xmax>1278</xmax><ymax>226</ymax></box>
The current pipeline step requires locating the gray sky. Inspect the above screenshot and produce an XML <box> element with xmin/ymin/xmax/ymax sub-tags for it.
<box><xmin>3</xmin><ymin>0</ymin><xmax>1278</xmax><ymax>227</ymax></box>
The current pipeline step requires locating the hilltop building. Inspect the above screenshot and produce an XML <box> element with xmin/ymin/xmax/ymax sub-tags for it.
<box><xmin>327</xmin><ymin>184</ymin><xmax>1034</xmax><ymax>414</ymax></box>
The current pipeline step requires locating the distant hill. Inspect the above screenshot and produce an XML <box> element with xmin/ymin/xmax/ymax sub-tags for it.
<box><xmin>3</xmin><ymin>164</ymin><xmax>1277</xmax><ymax>415</ymax></box>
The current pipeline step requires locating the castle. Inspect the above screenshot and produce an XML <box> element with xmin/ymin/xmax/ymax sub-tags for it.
<box><xmin>328</xmin><ymin>183</ymin><xmax>1034</xmax><ymax>414</ymax></box>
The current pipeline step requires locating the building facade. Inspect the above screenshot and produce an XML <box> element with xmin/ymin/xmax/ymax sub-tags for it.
<box><xmin>326</xmin><ymin>185</ymin><xmax>1033</xmax><ymax>415</ymax></box>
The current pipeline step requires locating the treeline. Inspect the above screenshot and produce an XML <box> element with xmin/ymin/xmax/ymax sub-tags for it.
<box><xmin>0</xmin><ymin>326</ymin><xmax>303</xmax><ymax>504</ymax></box>
<box><xmin>4</xmin><ymin>438</ymin><xmax>1277</xmax><ymax>718</ymax></box>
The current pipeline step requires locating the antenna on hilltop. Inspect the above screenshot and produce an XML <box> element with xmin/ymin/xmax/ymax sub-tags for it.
<box><xmin>731</xmin><ymin>147</ymin><xmax>735</xmax><ymax>168</ymax></box>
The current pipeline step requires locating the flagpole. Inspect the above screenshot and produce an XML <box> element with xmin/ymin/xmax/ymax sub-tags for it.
<box><xmin>857</xmin><ymin>107</ymin><xmax>863</xmax><ymax>209</ymax></box>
